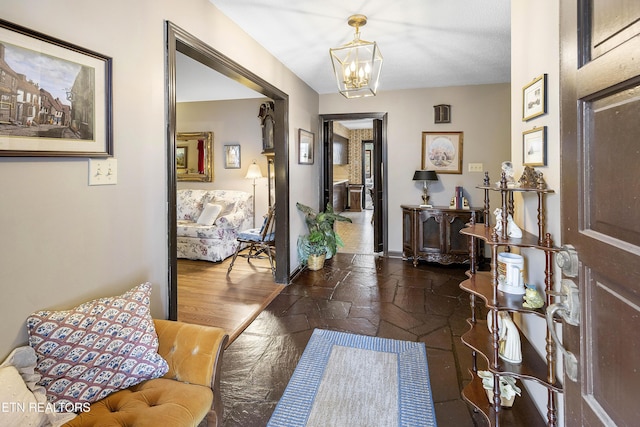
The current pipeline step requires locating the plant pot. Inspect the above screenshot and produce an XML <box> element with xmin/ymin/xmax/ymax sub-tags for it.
<box><xmin>307</xmin><ymin>253</ymin><xmax>326</xmax><ymax>271</ymax></box>
<box><xmin>485</xmin><ymin>389</ymin><xmax>515</xmax><ymax>408</ymax></box>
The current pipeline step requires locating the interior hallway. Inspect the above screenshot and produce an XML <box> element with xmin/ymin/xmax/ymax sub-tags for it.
<box><xmin>220</xmin><ymin>206</ymin><xmax>487</xmax><ymax>426</ymax></box>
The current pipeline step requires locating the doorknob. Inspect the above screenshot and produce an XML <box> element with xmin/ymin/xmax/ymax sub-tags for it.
<box><xmin>546</xmin><ymin>279</ymin><xmax>580</xmax><ymax>382</ymax></box>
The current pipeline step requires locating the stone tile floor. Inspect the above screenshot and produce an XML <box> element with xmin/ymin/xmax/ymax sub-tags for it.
<box><xmin>220</xmin><ymin>253</ymin><xmax>487</xmax><ymax>426</ymax></box>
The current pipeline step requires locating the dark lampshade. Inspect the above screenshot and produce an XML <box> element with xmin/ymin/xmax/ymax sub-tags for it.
<box><xmin>412</xmin><ymin>170</ymin><xmax>438</xmax><ymax>181</ymax></box>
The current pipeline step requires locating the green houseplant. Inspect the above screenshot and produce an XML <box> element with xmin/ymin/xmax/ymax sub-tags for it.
<box><xmin>297</xmin><ymin>202</ymin><xmax>352</xmax><ymax>267</ymax></box>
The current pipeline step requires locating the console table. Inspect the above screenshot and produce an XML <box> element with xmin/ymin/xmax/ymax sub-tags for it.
<box><xmin>401</xmin><ymin>205</ymin><xmax>482</xmax><ymax>266</ymax></box>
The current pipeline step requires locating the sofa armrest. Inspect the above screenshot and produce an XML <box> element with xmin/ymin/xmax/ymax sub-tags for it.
<box><xmin>154</xmin><ymin>319</ymin><xmax>227</xmax><ymax>387</ymax></box>
<box><xmin>215</xmin><ymin>210</ymin><xmax>246</xmax><ymax>229</ymax></box>
<box><xmin>154</xmin><ymin>320</ymin><xmax>228</xmax><ymax>426</ymax></box>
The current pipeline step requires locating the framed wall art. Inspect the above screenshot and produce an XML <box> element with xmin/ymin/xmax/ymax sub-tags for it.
<box><xmin>224</xmin><ymin>144</ymin><xmax>241</xmax><ymax>169</ymax></box>
<box><xmin>522</xmin><ymin>126</ymin><xmax>547</xmax><ymax>166</ymax></box>
<box><xmin>421</xmin><ymin>131</ymin><xmax>463</xmax><ymax>174</ymax></box>
<box><xmin>522</xmin><ymin>74</ymin><xmax>547</xmax><ymax>121</ymax></box>
<box><xmin>176</xmin><ymin>147</ymin><xmax>188</xmax><ymax>169</ymax></box>
<box><xmin>298</xmin><ymin>129</ymin><xmax>314</xmax><ymax>165</ymax></box>
<box><xmin>0</xmin><ymin>19</ymin><xmax>113</xmax><ymax>157</ymax></box>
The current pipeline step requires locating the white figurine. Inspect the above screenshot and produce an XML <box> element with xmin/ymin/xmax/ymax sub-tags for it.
<box><xmin>493</xmin><ymin>208</ymin><xmax>523</xmax><ymax>238</ymax></box>
<box><xmin>498</xmin><ymin>311</ymin><xmax>522</xmax><ymax>363</ymax></box>
<box><xmin>487</xmin><ymin>311</ymin><xmax>522</xmax><ymax>364</ymax></box>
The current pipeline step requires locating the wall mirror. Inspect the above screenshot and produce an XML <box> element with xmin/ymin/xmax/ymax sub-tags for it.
<box><xmin>176</xmin><ymin>131</ymin><xmax>213</xmax><ymax>182</ymax></box>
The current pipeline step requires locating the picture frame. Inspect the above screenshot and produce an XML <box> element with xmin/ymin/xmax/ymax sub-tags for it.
<box><xmin>224</xmin><ymin>144</ymin><xmax>241</xmax><ymax>169</ymax></box>
<box><xmin>0</xmin><ymin>19</ymin><xmax>113</xmax><ymax>157</ymax></box>
<box><xmin>364</xmin><ymin>149</ymin><xmax>372</xmax><ymax>179</ymax></box>
<box><xmin>522</xmin><ymin>126</ymin><xmax>547</xmax><ymax>166</ymax></box>
<box><xmin>421</xmin><ymin>131</ymin><xmax>463</xmax><ymax>174</ymax></box>
<box><xmin>522</xmin><ymin>74</ymin><xmax>547</xmax><ymax>121</ymax></box>
<box><xmin>298</xmin><ymin>129</ymin><xmax>314</xmax><ymax>165</ymax></box>
<box><xmin>176</xmin><ymin>146</ymin><xmax>188</xmax><ymax>169</ymax></box>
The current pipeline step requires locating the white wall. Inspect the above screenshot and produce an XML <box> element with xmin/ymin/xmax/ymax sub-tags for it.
<box><xmin>320</xmin><ymin>84</ymin><xmax>511</xmax><ymax>254</ymax></box>
<box><xmin>0</xmin><ymin>0</ymin><xmax>319</xmax><ymax>355</ymax></box>
<box><xmin>511</xmin><ymin>1</ymin><xmax>563</xmax><ymax>423</ymax></box>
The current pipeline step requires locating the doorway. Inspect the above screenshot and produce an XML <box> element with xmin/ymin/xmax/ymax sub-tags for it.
<box><xmin>165</xmin><ymin>22</ymin><xmax>291</xmax><ymax>319</ymax></box>
<box><xmin>320</xmin><ymin>113</ymin><xmax>387</xmax><ymax>256</ymax></box>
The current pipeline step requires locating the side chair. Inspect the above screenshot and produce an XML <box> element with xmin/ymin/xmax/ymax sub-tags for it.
<box><xmin>227</xmin><ymin>204</ymin><xmax>276</xmax><ymax>277</ymax></box>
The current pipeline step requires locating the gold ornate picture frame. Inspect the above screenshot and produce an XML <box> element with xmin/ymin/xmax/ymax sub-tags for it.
<box><xmin>421</xmin><ymin>131</ymin><xmax>463</xmax><ymax>174</ymax></box>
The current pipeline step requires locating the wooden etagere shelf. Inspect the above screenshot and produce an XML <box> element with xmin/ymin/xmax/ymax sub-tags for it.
<box><xmin>459</xmin><ymin>170</ymin><xmax>562</xmax><ymax>427</ymax></box>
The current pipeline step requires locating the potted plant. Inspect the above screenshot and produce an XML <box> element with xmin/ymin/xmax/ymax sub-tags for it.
<box><xmin>305</xmin><ymin>230</ymin><xmax>327</xmax><ymax>271</ymax></box>
<box><xmin>296</xmin><ymin>202</ymin><xmax>352</xmax><ymax>268</ymax></box>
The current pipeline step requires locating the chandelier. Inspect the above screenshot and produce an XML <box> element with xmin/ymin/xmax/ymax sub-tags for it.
<box><xmin>330</xmin><ymin>14</ymin><xmax>383</xmax><ymax>98</ymax></box>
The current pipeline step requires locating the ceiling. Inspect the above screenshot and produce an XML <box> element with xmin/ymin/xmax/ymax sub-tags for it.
<box><xmin>176</xmin><ymin>1</ymin><xmax>511</xmax><ymax>129</ymax></box>
<box><xmin>207</xmin><ymin>0</ymin><xmax>511</xmax><ymax>95</ymax></box>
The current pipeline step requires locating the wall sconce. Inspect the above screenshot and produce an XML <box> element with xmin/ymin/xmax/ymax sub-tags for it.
<box><xmin>330</xmin><ymin>14</ymin><xmax>383</xmax><ymax>99</ymax></box>
<box><xmin>412</xmin><ymin>170</ymin><xmax>438</xmax><ymax>207</ymax></box>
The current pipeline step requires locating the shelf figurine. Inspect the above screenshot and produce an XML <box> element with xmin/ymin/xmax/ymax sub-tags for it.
<box><xmin>498</xmin><ymin>311</ymin><xmax>522</xmax><ymax>363</ymax></box>
<box><xmin>493</xmin><ymin>207</ymin><xmax>523</xmax><ymax>238</ymax></box>
<box><xmin>478</xmin><ymin>370</ymin><xmax>522</xmax><ymax>407</ymax></box>
<box><xmin>523</xmin><ymin>284</ymin><xmax>544</xmax><ymax>309</ymax></box>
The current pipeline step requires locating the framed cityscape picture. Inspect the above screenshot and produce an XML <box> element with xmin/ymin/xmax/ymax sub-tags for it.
<box><xmin>0</xmin><ymin>18</ymin><xmax>113</xmax><ymax>156</ymax></box>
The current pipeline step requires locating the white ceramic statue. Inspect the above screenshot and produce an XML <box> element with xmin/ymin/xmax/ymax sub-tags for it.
<box><xmin>487</xmin><ymin>311</ymin><xmax>522</xmax><ymax>364</ymax></box>
<box><xmin>502</xmin><ymin>161</ymin><xmax>518</xmax><ymax>187</ymax></box>
<box><xmin>498</xmin><ymin>311</ymin><xmax>522</xmax><ymax>363</ymax></box>
<box><xmin>493</xmin><ymin>208</ymin><xmax>523</xmax><ymax>238</ymax></box>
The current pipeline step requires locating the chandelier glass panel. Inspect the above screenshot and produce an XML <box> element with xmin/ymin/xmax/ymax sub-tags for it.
<box><xmin>330</xmin><ymin>15</ymin><xmax>383</xmax><ymax>98</ymax></box>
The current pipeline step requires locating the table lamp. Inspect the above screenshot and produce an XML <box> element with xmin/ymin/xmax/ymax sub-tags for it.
<box><xmin>412</xmin><ymin>170</ymin><xmax>438</xmax><ymax>207</ymax></box>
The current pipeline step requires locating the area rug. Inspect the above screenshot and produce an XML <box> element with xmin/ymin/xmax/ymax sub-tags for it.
<box><xmin>268</xmin><ymin>329</ymin><xmax>437</xmax><ymax>427</ymax></box>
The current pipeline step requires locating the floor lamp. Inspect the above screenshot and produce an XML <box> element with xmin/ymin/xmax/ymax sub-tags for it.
<box><xmin>245</xmin><ymin>161</ymin><xmax>263</xmax><ymax>228</ymax></box>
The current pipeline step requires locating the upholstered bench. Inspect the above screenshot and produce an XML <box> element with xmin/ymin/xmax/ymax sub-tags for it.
<box><xmin>0</xmin><ymin>283</ymin><xmax>229</xmax><ymax>427</ymax></box>
<box><xmin>63</xmin><ymin>320</ymin><xmax>228</xmax><ymax>427</ymax></box>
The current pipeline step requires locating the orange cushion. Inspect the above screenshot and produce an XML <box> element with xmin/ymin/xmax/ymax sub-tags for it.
<box><xmin>63</xmin><ymin>378</ymin><xmax>213</xmax><ymax>427</ymax></box>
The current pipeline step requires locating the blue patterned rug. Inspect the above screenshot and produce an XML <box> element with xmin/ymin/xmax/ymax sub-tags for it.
<box><xmin>268</xmin><ymin>329</ymin><xmax>437</xmax><ymax>427</ymax></box>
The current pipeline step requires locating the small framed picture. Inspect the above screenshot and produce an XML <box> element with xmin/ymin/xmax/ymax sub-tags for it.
<box><xmin>176</xmin><ymin>146</ymin><xmax>188</xmax><ymax>169</ymax></box>
<box><xmin>522</xmin><ymin>74</ymin><xmax>547</xmax><ymax>121</ymax></box>
<box><xmin>298</xmin><ymin>129</ymin><xmax>314</xmax><ymax>165</ymax></box>
<box><xmin>421</xmin><ymin>131</ymin><xmax>463</xmax><ymax>174</ymax></box>
<box><xmin>523</xmin><ymin>127</ymin><xmax>547</xmax><ymax>166</ymax></box>
<box><xmin>224</xmin><ymin>144</ymin><xmax>241</xmax><ymax>169</ymax></box>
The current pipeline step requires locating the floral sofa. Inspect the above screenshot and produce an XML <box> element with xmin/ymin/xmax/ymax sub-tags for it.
<box><xmin>176</xmin><ymin>189</ymin><xmax>253</xmax><ymax>262</ymax></box>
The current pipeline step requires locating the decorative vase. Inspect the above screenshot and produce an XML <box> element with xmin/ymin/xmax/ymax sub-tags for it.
<box><xmin>307</xmin><ymin>253</ymin><xmax>326</xmax><ymax>271</ymax></box>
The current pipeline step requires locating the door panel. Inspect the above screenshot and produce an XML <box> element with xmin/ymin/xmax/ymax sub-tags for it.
<box><xmin>561</xmin><ymin>1</ymin><xmax>640</xmax><ymax>425</ymax></box>
<box><xmin>373</xmin><ymin>118</ymin><xmax>384</xmax><ymax>252</ymax></box>
<box><xmin>322</xmin><ymin>120</ymin><xmax>333</xmax><ymax>209</ymax></box>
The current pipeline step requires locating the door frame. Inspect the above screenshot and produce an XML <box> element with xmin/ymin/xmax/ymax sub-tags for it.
<box><xmin>165</xmin><ymin>21</ymin><xmax>291</xmax><ymax>320</ymax></box>
<box><xmin>319</xmin><ymin>112</ymin><xmax>388</xmax><ymax>255</ymax></box>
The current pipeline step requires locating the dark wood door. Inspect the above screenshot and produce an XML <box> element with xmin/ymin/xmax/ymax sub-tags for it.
<box><xmin>560</xmin><ymin>1</ymin><xmax>640</xmax><ymax>425</ymax></box>
<box><xmin>372</xmin><ymin>118</ymin><xmax>384</xmax><ymax>253</ymax></box>
<box><xmin>322</xmin><ymin>120</ymin><xmax>333</xmax><ymax>209</ymax></box>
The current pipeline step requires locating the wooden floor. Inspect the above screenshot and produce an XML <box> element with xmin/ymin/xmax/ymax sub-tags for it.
<box><xmin>177</xmin><ymin>255</ymin><xmax>284</xmax><ymax>345</ymax></box>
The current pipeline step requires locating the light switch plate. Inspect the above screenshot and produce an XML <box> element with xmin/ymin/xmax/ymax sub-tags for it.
<box><xmin>89</xmin><ymin>158</ymin><xmax>117</xmax><ymax>185</ymax></box>
<box><xmin>468</xmin><ymin>162</ymin><xmax>484</xmax><ymax>172</ymax></box>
